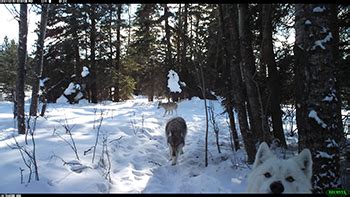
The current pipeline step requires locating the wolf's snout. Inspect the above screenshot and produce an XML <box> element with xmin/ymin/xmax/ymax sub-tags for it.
<box><xmin>270</xmin><ymin>181</ymin><xmax>284</xmax><ymax>194</ymax></box>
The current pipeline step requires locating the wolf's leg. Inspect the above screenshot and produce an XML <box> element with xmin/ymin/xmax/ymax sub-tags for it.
<box><xmin>171</xmin><ymin>155</ymin><xmax>177</xmax><ymax>165</ymax></box>
<box><xmin>179</xmin><ymin>144</ymin><xmax>184</xmax><ymax>154</ymax></box>
<box><xmin>168</xmin><ymin>147</ymin><xmax>173</xmax><ymax>160</ymax></box>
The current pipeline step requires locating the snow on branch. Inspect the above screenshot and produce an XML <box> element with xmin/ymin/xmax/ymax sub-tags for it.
<box><xmin>311</xmin><ymin>32</ymin><xmax>332</xmax><ymax>50</ymax></box>
<box><xmin>81</xmin><ymin>66</ymin><xmax>90</xmax><ymax>78</ymax></box>
<box><xmin>322</xmin><ymin>89</ymin><xmax>337</xmax><ymax>103</ymax></box>
<box><xmin>308</xmin><ymin>109</ymin><xmax>327</xmax><ymax>128</ymax></box>
<box><xmin>39</xmin><ymin>77</ymin><xmax>49</xmax><ymax>88</ymax></box>
<box><xmin>316</xmin><ymin>151</ymin><xmax>335</xmax><ymax>159</ymax></box>
<box><xmin>304</xmin><ymin>20</ymin><xmax>312</xmax><ymax>25</ymax></box>
<box><xmin>313</xmin><ymin>6</ymin><xmax>326</xmax><ymax>13</ymax></box>
<box><xmin>64</xmin><ymin>82</ymin><xmax>82</xmax><ymax>96</ymax></box>
<box><xmin>325</xmin><ymin>138</ymin><xmax>339</xmax><ymax>148</ymax></box>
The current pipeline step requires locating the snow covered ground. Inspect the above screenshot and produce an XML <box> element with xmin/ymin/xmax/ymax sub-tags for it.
<box><xmin>0</xmin><ymin>96</ymin><xmax>251</xmax><ymax>193</ymax></box>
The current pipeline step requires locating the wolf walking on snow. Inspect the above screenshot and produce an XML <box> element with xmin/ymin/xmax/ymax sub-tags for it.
<box><xmin>247</xmin><ymin>142</ymin><xmax>313</xmax><ymax>193</ymax></box>
<box><xmin>165</xmin><ymin>117</ymin><xmax>187</xmax><ymax>165</ymax></box>
<box><xmin>158</xmin><ymin>101</ymin><xmax>177</xmax><ymax>117</ymax></box>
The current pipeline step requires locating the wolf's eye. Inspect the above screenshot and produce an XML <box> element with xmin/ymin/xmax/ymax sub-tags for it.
<box><xmin>264</xmin><ymin>172</ymin><xmax>271</xmax><ymax>178</ymax></box>
<box><xmin>286</xmin><ymin>176</ymin><xmax>295</xmax><ymax>182</ymax></box>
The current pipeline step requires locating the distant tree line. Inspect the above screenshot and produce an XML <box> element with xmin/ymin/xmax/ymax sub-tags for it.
<box><xmin>0</xmin><ymin>4</ymin><xmax>349</xmax><ymax>193</ymax></box>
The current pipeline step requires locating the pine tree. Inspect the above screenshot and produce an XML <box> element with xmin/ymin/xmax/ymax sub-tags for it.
<box><xmin>87</xmin><ymin>5</ymin><xmax>98</xmax><ymax>103</ymax></box>
<box><xmin>261</xmin><ymin>4</ymin><xmax>286</xmax><ymax>147</ymax></box>
<box><xmin>238</xmin><ymin>4</ymin><xmax>271</xmax><ymax>145</ymax></box>
<box><xmin>295</xmin><ymin>4</ymin><xmax>344</xmax><ymax>193</ymax></box>
<box><xmin>44</xmin><ymin>4</ymin><xmax>85</xmax><ymax>103</ymax></box>
<box><xmin>223</xmin><ymin>4</ymin><xmax>257</xmax><ymax>163</ymax></box>
<box><xmin>217</xmin><ymin>4</ymin><xmax>240</xmax><ymax>151</ymax></box>
<box><xmin>0</xmin><ymin>37</ymin><xmax>18</xmax><ymax>98</ymax></box>
<box><xmin>128</xmin><ymin>4</ymin><xmax>162</xmax><ymax>101</ymax></box>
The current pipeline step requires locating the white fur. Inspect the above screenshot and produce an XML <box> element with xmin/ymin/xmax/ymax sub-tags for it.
<box><xmin>247</xmin><ymin>142</ymin><xmax>313</xmax><ymax>193</ymax></box>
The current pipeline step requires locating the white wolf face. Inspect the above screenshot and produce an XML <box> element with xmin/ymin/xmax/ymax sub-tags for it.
<box><xmin>165</xmin><ymin>117</ymin><xmax>187</xmax><ymax>165</ymax></box>
<box><xmin>247</xmin><ymin>142</ymin><xmax>313</xmax><ymax>193</ymax></box>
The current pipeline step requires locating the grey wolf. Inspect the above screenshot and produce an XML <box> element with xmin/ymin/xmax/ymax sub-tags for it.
<box><xmin>247</xmin><ymin>142</ymin><xmax>313</xmax><ymax>193</ymax></box>
<box><xmin>158</xmin><ymin>101</ymin><xmax>178</xmax><ymax>117</ymax></box>
<box><xmin>165</xmin><ymin>117</ymin><xmax>187</xmax><ymax>165</ymax></box>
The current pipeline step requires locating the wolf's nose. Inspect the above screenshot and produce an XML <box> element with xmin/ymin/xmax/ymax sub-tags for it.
<box><xmin>270</xmin><ymin>181</ymin><xmax>284</xmax><ymax>194</ymax></box>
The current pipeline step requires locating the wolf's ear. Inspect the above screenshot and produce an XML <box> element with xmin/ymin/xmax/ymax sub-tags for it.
<box><xmin>253</xmin><ymin>142</ymin><xmax>274</xmax><ymax>169</ymax></box>
<box><xmin>294</xmin><ymin>148</ymin><xmax>313</xmax><ymax>179</ymax></box>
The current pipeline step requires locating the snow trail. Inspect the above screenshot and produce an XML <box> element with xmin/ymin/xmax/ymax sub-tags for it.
<box><xmin>0</xmin><ymin>96</ymin><xmax>249</xmax><ymax>193</ymax></box>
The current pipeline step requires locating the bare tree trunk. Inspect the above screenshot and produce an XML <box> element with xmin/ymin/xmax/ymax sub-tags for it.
<box><xmin>30</xmin><ymin>4</ymin><xmax>49</xmax><ymax>117</ymax></box>
<box><xmin>163</xmin><ymin>4</ymin><xmax>176</xmax><ymax>101</ymax></box>
<box><xmin>90</xmin><ymin>7</ymin><xmax>98</xmax><ymax>103</ymax></box>
<box><xmin>226</xmin><ymin>4</ymin><xmax>256</xmax><ymax>163</ymax></box>
<box><xmin>238</xmin><ymin>4</ymin><xmax>271</xmax><ymax>145</ymax></box>
<box><xmin>40</xmin><ymin>98</ymin><xmax>47</xmax><ymax>117</ymax></box>
<box><xmin>164</xmin><ymin>4</ymin><xmax>172</xmax><ymax>68</ymax></box>
<box><xmin>295</xmin><ymin>4</ymin><xmax>343</xmax><ymax>193</ymax></box>
<box><xmin>73</xmin><ymin>39</ymin><xmax>80</xmax><ymax>80</ymax></box>
<box><xmin>148</xmin><ymin>75</ymin><xmax>154</xmax><ymax>102</ymax></box>
<box><xmin>16</xmin><ymin>4</ymin><xmax>28</xmax><ymax>134</ymax></box>
<box><xmin>227</xmin><ymin>104</ymin><xmax>240</xmax><ymax>151</ymax></box>
<box><xmin>198</xmin><ymin>59</ymin><xmax>209</xmax><ymax>167</ymax></box>
<box><xmin>108</xmin><ymin>5</ymin><xmax>114</xmax><ymax>101</ymax></box>
<box><xmin>190</xmin><ymin>10</ymin><xmax>209</xmax><ymax>166</ymax></box>
<box><xmin>178</xmin><ymin>3</ymin><xmax>195</xmax><ymax>99</ymax></box>
<box><xmin>182</xmin><ymin>4</ymin><xmax>188</xmax><ymax>64</ymax></box>
<box><xmin>261</xmin><ymin>4</ymin><xmax>286</xmax><ymax>148</ymax></box>
<box><xmin>72</xmin><ymin>6</ymin><xmax>81</xmax><ymax>81</ymax></box>
<box><xmin>176</xmin><ymin>4</ymin><xmax>182</xmax><ymax>65</ymax></box>
<box><xmin>218</xmin><ymin>4</ymin><xmax>240</xmax><ymax>151</ymax></box>
<box><xmin>113</xmin><ymin>4</ymin><xmax>122</xmax><ymax>102</ymax></box>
